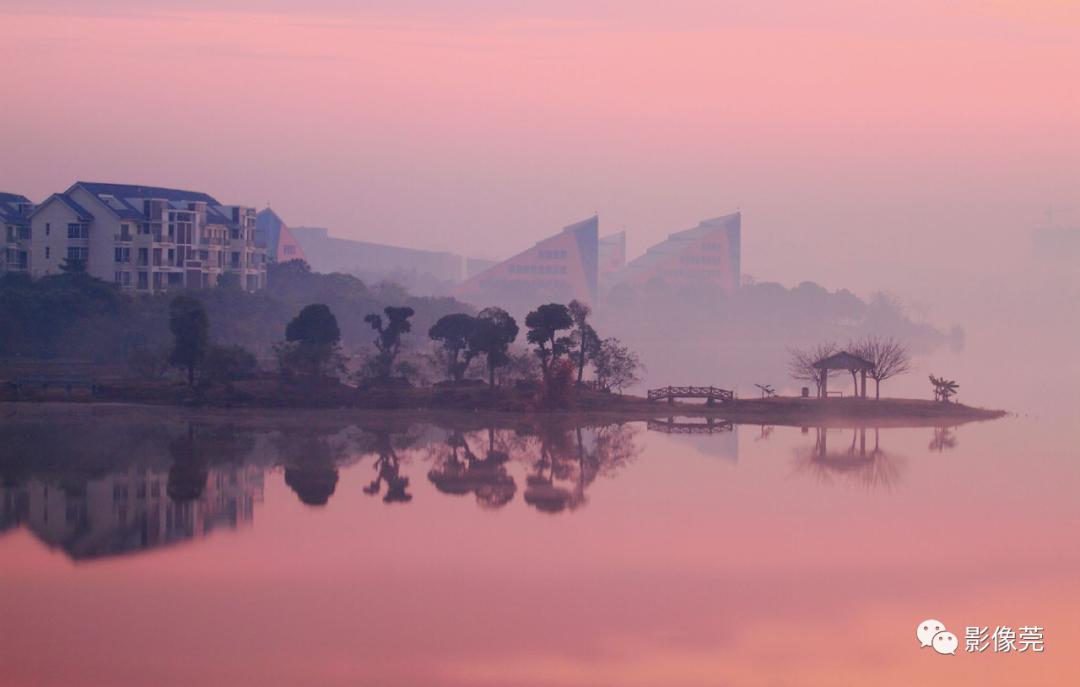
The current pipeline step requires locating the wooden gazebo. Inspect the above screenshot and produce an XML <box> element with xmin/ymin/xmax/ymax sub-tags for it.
<box><xmin>812</xmin><ymin>351</ymin><xmax>875</xmax><ymax>398</ymax></box>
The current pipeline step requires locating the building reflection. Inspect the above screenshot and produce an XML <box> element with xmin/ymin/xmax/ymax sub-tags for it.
<box><xmin>792</xmin><ymin>427</ymin><xmax>905</xmax><ymax>491</ymax></box>
<box><xmin>0</xmin><ymin>464</ymin><xmax>264</xmax><ymax>561</ymax></box>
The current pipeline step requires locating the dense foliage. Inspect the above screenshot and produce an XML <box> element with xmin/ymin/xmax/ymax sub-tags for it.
<box><xmin>0</xmin><ymin>261</ymin><xmax>470</xmax><ymax>363</ymax></box>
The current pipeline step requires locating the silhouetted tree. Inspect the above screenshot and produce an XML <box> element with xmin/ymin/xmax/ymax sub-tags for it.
<box><xmin>280</xmin><ymin>303</ymin><xmax>342</xmax><ymax>379</ymax></box>
<box><xmin>525</xmin><ymin>303</ymin><xmax>573</xmax><ymax>379</ymax></box>
<box><xmin>364</xmin><ymin>306</ymin><xmax>415</xmax><ymax>379</ymax></box>
<box><xmin>568</xmin><ymin>299</ymin><xmax>601</xmax><ymax>384</ymax></box>
<box><xmin>851</xmin><ymin>335</ymin><xmax>912</xmax><ymax>399</ymax></box>
<box><xmin>469</xmin><ymin>307</ymin><xmax>519</xmax><ymax>387</ymax></box>
<box><xmin>787</xmin><ymin>342</ymin><xmax>838</xmax><ymax>397</ymax></box>
<box><xmin>428</xmin><ymin>313</ymin><xmax>477</xmax><ymax>381</ymax></box>
<box><xmin>592</xmin><ymin>337</ymin><xmax>642</xmax><ymax>393</ymax></box>
<box><xmin>168</xmin><ymin>295</ymin><xmax>209</xmax><ymax>385</ymax></box>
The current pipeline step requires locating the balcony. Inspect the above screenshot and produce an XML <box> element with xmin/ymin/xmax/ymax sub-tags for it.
<box><xmin>114</xmin><ymin>232</ymin><xmax>133</xmax><ymax>242</ymax></box>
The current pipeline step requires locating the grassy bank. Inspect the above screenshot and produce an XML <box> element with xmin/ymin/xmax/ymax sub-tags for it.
<box><xmin>2</xmin><ymin>377</ymin><xmax>1005</xmax><ymax>427</ymax></box>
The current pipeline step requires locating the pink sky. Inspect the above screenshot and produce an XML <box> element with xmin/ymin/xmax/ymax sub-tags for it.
<box><xmin>2</xmin><ymin>1</ymin><xmax>1078</xmax><ymax>298</ymax></box>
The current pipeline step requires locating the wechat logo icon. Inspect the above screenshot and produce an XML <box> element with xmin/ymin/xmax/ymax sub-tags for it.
<box><xmin>917</xmin><ymin>619</ymin><xmax>958</xmax><ymax>655</ymax></box>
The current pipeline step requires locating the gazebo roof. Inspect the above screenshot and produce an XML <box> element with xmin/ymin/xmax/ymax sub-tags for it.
<box><xmin>813</xmin><ymin>351</ymin><xmax>875</xmax><ymax>371</ymax></box>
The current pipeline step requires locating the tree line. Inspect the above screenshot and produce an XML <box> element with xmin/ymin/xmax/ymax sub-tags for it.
<box><xmin>166</xmin><ymin>294</ymin><xmax>643</xmax><ymax>396</ymax></box>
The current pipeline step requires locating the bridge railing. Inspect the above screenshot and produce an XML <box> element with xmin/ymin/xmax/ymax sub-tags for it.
<box><xmin>647</xmin><ymin>385</ymin><xmax>734</xmax><ymax>403</ymax></box>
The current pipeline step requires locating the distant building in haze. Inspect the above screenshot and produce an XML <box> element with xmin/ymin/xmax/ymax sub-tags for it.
<box><xmin>611</xmin><ymin>212</ymin><xmax>740</xmax><ymax>293</ymax></box>
<box><xmin>0</xmin><ymin>192</ymin><xmax>34</xmax><ymax>275</ymax></box>
<box><xmin>289</xmin><ymin>225</ymin><xmax>482</xmax><ymax>290</ymax></box>
<box><xmin>452</xmin><ymin>215</ymin><xmax>600</xmax><ymax>308</ymax></box>
<box><xmin>598</xmin><ymin>230</ymin><xmax>626</xmax><ymax>288</ymax></box>
<box><xmin>255</xmin><ymin>207</ymin><xmax>307</xmax><ymax>264</ymax></box>
<box><xmin>27</xmin><ymin>182</ymin><xmax>266</xmax><ymax>291</ymax></box>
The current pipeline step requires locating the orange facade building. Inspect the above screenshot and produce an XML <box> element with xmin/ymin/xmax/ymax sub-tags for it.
<box><xmin>612</xmin><ymin>212</ymin><xmax>741</xmax><ymax>293</ymax></box>
<box><xmin>453</xmin><ymin>216</ymin><xmax>599</xmax><ymax>308</ymax></box>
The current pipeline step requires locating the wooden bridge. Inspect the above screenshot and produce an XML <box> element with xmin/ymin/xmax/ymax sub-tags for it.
<box><xmin>647</xmin><ymin>385</ymin><xmax>734</xmax><ymax>405</ymax></box>
<box><xmin>647</xmin><ymin>417</ymin><xmax>734</xmax><ymax>434</ymax></box>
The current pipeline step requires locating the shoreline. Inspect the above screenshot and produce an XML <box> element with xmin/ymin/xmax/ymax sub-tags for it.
<box><xmin>1</xmin><ymin>384</ymin><xmax>1007</xmax><ymax>429</ymax></box>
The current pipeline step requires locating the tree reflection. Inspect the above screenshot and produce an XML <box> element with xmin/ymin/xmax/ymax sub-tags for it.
<box><xmin>277</xmin><ymin>431</ymin><xmax>344</xmax><ymax>507</ymax></box>
<box><xmin>523</xmin><ymin>423</ymin><xmax>640</xmax><ymax>514</ymax></box>
<box><xmin>167</xmin><ymin>426</ymin><xmax>208</xmax><ymax>502</ymax></box>
<box><xmin>427</xmin><ymin>429</ymin><xmax>516</xmax><ymax>509</ymax></box>
<box><xmin>792</xmin><ymin>427</ymin><xmax>905</xmax><ymax>491</ymax></box>
<box><xmin>929</xmin><ymin>426</ymin><xmax>958</xmax><ymax>452</ymax></box>
<box><xmin>362</xmin><ymin>431</ymin><xmax>412</xmax><ymax>503</ymax></box>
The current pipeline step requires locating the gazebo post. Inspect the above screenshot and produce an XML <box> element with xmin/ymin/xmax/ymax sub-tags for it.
<box><xmin>860</xmin><ymin>369</ymin><xmax>867</xmax><ymax>398</ymax></box>
<box><xmin>820</xmin><ymin>369</ymin><xmax>828</xmax><ymax>399</ymax></box>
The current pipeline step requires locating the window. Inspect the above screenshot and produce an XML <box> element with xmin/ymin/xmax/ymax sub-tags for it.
<box><xmin>114</xmin><ymin>271</ymin><xmax>131</xmax><ymax>286</ymax></box>
<box><xmin>230</xmin><ymin>252</ymin><xmax>240</xmax><ymax>268</ymax></box>
<box><xmin>138</xmin><ymin>247</ymin><xmax>149</xmax><ymax>266</ymax></box>
<box><xmin>17</xmin><ymin>226</ymin><xmax>30</xmax><ymax>240</ymax></box>
<box><xmin>538</xmin><ymin>249</ymin><xmax>568</xmax><ymax>260</ymax></box>
<box><xmin>45</xmin><ymin>246</ymin><xmax>50</xmax><ymax>259</ymax></box>
<box><xmin>45</xmin><ymin>222</ymin><xmax>50</xmax><ymax>236</ymax></box>
<box><xmin>67</xmin><ymin>223</ymin><xmax>89</xmax><ymax>239</ymax></box>
<box><xmin>66</xmin><ymin>246</ymin><xmax>89</xmax><ymax>261</ymax></box>
<box><xmin>137</xmin><ymin>271</ymin><xmax>149</xmax><ymax>289</ymax></box>
<box><xmin>283</xmin><ymin>245</ymin><xmax>296</xmax><ymax>255</ymax></box>
<box><xmin>114</xmin><ymin>247</ymin><xmax>131</xmax><ymax>263</ymax></box>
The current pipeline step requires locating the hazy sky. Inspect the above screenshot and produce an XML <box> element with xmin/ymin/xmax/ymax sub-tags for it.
<box><xmin>2</xmin><ymin>1</ymin><xmax>1078</xmax><ymax>301</ymax></box>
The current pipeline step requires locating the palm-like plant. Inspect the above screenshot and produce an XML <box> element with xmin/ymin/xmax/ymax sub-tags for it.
<box><xmin>929</xmin><ymin>375</ymin><xmax>958</xmax><ymax>403</ymax></box>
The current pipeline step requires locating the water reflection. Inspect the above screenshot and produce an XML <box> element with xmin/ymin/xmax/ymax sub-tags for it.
<box><xmin>0</xmin><ymin>417</ymin><xmax>646</xmax><ymax>560</ymax></box>
<box><xmin>792</xmin><ymin>426</ymin><xmax>906</xmax><ymax>491</ymax></box>
<box><xmin>0</xmin><ymin>414</ymin><xmax>955</xmax><ymax>563</ymax></box>
<box><xmin>427</xmin><ymin>430</ymin><xmax>516</xmax><ymax>509</ymax></box>
<box><xmin>0</xmin><ymin>463</ymin><xmax>263</xmax><ymax>561</ymax></box>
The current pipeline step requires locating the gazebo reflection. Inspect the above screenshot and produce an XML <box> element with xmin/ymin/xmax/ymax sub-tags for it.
<box><xmin>793</xmin><ymin>426</ymin><xmax>905</xmax><ymax>490</ymax></box>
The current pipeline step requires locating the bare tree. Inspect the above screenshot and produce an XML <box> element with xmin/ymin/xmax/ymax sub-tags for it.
<box><xmin>850</xmin><ymin>335</ymin><xmax>912</xmax><ymax>399</ymax></box>
<box><xmin>787</xmin><ymin>341</ymin><xmax>837</xmax><ymax>397</ymax></box>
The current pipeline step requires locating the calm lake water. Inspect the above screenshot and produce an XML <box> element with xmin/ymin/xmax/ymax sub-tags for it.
<box><xmin>1</xmin><ymin>401</ymin><xmax>1077</xmax><ymax>686</ymax></box>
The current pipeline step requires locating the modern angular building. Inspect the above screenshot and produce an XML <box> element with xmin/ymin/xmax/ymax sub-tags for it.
<box><xmin>612</xmin><ymin>212</ymin><xmax>740</xmax><ymax>293</ymax></box>
<box><xmin>453</xmin><ymin>215</ymin><xmax>600</xmax><ymax>308</ymax></box>
<box><xmin>598</xmin><ymin>230</ymin><xmax>626</xmax><ymax>287</ymax></box>
<box><xmin>28</xmin><ymin>182</ymin><xmax>266</xmax><ymax>291</ymax></box>
<box><xmin>255</xmin><ymin>207</ymin><xmax>308</xmax><ymax>264</ymax></box>
<box><xmin>289</xmin><ymin>225</ymin><xmax>476</xmax><ymax>286</ymax></box>
<box><xmin>0</xmin><ymin>192</ymin><xmax>34</xmax><ymax>275</ymax></box>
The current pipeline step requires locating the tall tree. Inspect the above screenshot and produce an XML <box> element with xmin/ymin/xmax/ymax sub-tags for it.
<box><xmin>591</xmin><ymin>338</ymin><xmax>643</xmax><ymax>394</ymax></box>
<box><xmin>428</xmin><ymin>313</ymin><xmax>477</xmax><ymax>381</ymax></box>
<box><xmin>284</xmin><ymin>303</ymin><xmax>342</xmax><ymax>379</ymax></box>
<box><xmin>567</xmin><ymin>299</ymin><xmax>601</xmax><ymax>384</ymax></box>
<box><xmin>469</xmin><ymin>307</ymin><xmax>519</xmax><ymax>387</ymax></box>
<box><xmin>851</xmin><ymin>335</ymin><xmax>912</xmax><ymax>399</ymax></box>
<box><xmin>364</xmin><ymin>306</ymin><xmax>415</xmax><ymax>378</ymax></box>
<box><xmin>168</xmin><ymin>295</ymin><xmax>209</xmax><ymax>386</ymax></box>
<box><xmin>524</xmin><ymin>303</ymin><xmax>573</xmax><ymax>379</ymax></box>
<box><xmin>787</xmin><ymin>341</ymin><xmax>837</xmax><ymax>397</ymax></box>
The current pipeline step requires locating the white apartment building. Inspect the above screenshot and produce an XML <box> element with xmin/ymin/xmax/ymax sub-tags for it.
<box><xmin>0</xmin><ymin>192</ymin><xmax>33</xmax><ymax>275</ymax></box>
<box><xmin>28</xmin><ymin>182</ymin><xmax>266</xmax><ymax>292</ymax></box>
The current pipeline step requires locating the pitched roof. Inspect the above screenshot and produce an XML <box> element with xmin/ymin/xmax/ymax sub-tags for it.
<box><xmin>70</xmin><ymin>182</ymin><xmax>224</xmax><ymax>221</ymax></box>
<box><xmin>813</xmin><ymin>351</ymin><xmax>875</xmax><ymax>371</ymax></box>
<box><xmin>0</xmin><ymin>192</ymin><xmax>32</xmax><ymax>224</ymax></box>
<box><xmin>30</xmin><ymin>193</ymin><xmax>95</xmax><ymax>221</ymax></box>
<box><xmin>73</xmin><ymin>182</ymin><xmax>220</xmax><ymax>205</ymax></box>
